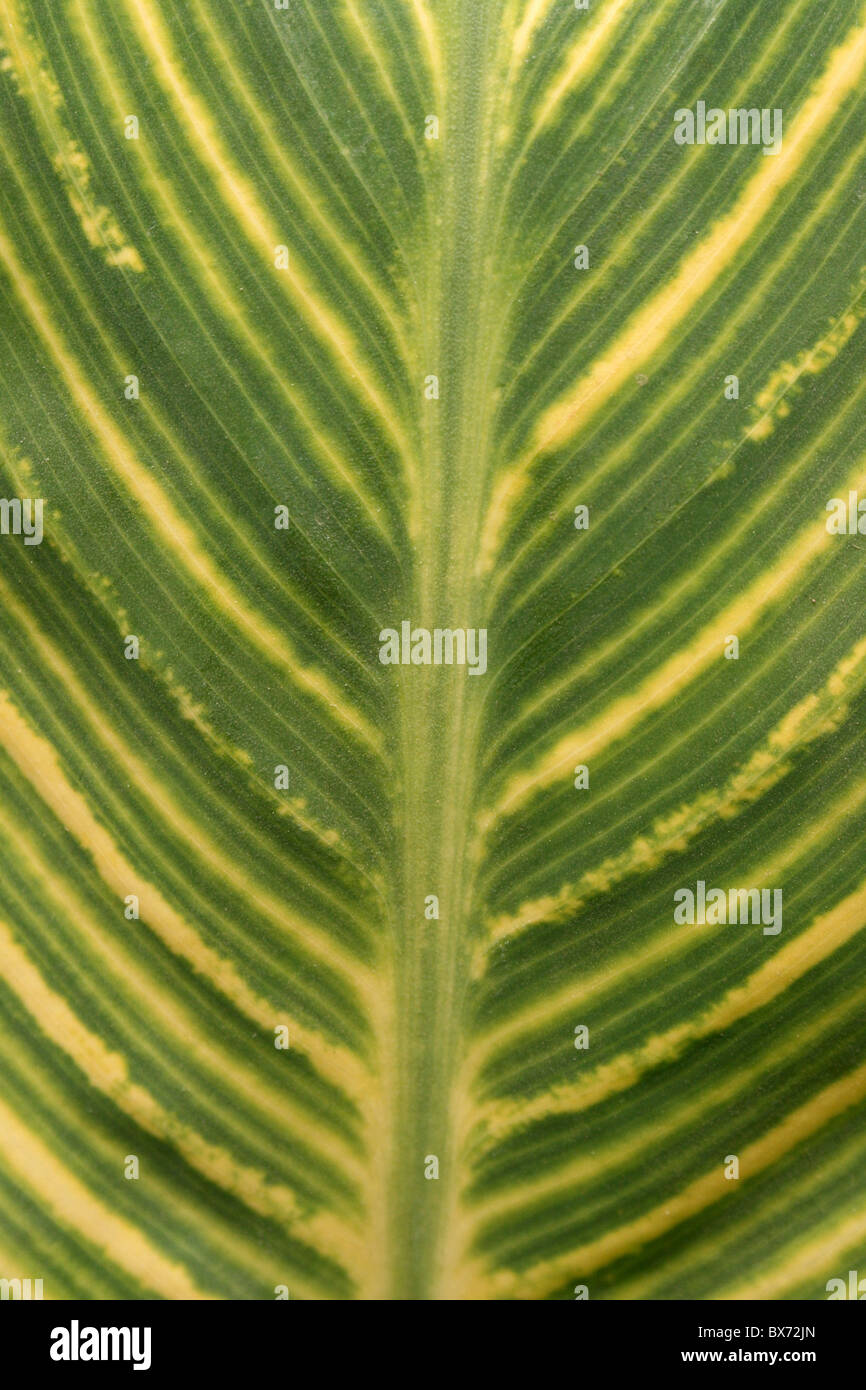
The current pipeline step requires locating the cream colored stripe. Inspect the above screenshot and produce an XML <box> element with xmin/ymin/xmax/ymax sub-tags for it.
<box><xmin>479</xmin><ymin>6</ymin><xmax>866</xmax><ymax>570</ymax></box>
<box><xmin>409</xmin><ymin>0</ymin><xmax>444</xmax><ymax>105</ymax></box>
<box><xmin>533</xmin><ymin>13</ymin><xmax>866</xmax><ymax>449</ymax></box>
<box><xmin>0</xmin><ymin>788</ymin><xmax>365</xmax><ymax>1168</ymax></box>
<box><xmin>0</xmin><ymin>690</ymin><xmax>372</xmax><ymax>1100</ymax></box>
<box><xmin>722</xmin><ymin>1200</ymin><xmax>866</xmax><ymax>1299</ymax></box>
<box><xmin>452</xmin><ymin>994</ymin><xmax>857</xmax><ymax>1262</ymax></box>
<box><xmin>476</xmin><ymin>868</ymin><xmax>866</xmax><ymax>1144</ymax></box>
<box><xmin>460</xmin><ymin>1059</ymin><xmax>866</xmax><ymax>1298</ymax></box>
<box><xmin>531</xmin><ymin>0</ymin><xmax>639</xmax><ymax>134</ymax></box>
<box><xmin>115</xmin><ymin>0</ymin><xmax>417</xmax><ymax>491</ymax></box>
<box><xmin>0</xmin><ymin>919</ymin><xmax>363</xmax><ymax>1271</ymax></box>
<box><xmin>0</xmin><ymin>568</ymin><xmax>372</xmax><ymax>982</ymax></box>
<box><xmin>0</xmin><ymin>0</ymin><xmax>144</xmax><ymax>270</ymax></box>
<box><xmin>611</xmin><ymin>1126</ymin><xmax>863</xmax><ymax>1299</ymax></box>
<box><xmin>0</xmin><ymin>1095</ymin><xmax>210</xmax><ymax>1299</ymax></box>
<box><xmin>188</xmin><ymin>0</ymin><xmax>413</xmax><ymax>364</ymax></box>
<box><xmin>342</xmin><ymin>0</ymin><xmax>415</xmax><ymax>142</ymax></box>
<box><xmin>60</xmin><ymin>1</ymin><xmax>398</xmax><ymax>547</ymax></box>
<box><xmin>0</xmin><ymin>222</ymin><xmax>379</xmax><ymax>750</ymax></box>
<box><xmin>512</xmin><ymin>0</ymin><xmax>553</xmax><ymax>65</ymax></box>
<box><xmin>483</xmin><ymin>443</ymin><xmax>866</xmax><ymax>828</ymax></box>
<box><xmin>481</xmin><ymin>634</ymin><xmax>866</xmax><ymax>954</ymax></box>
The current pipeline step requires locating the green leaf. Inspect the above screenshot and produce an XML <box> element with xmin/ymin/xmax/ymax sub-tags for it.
<box><xmin>1</xmin><ymin>0</ymin><xmax>866</xmax><ymax>1300</ymax></box>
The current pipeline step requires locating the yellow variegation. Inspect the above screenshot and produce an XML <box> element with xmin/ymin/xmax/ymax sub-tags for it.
<box><xmin>1</xmin><ymin>0</ymin><xmax>866</xmax><ymax>1300</ymax></box>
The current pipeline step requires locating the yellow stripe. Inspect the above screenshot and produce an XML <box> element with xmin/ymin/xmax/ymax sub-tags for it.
<box><xmin>610</xmin><ymin>1125</ymin><xmax>863</xmax><ymax>1299</ymax></box>
<box><xmin>531</xmin><ymin>0</ymin><xmax>639</xmax><ymax>134</ymax></box>
<box><xmin>533</xmin><ymin>12</ymin><xmax>866</xmax><ymax>451</ymax></box>
<box><xmin>0</xmin><ymin>690</ymin><xmax>372</xmax><ymax>1101</ymax></box>
<box><xmin>722</xmin><ymin>1197</ymin><xmax>866</xmax><ymax>1299</ymax></box>
<box><xmin>409</xmin><ymin>0</ymin><xmax>444</xmax><ymax>106</ymax></box>
<box><xmin>64</xmin><ymin>1</ymin><xmax>398</xmax><ymax>550</ymax></box>
<box><xmin>484</xmin><ymin>121</ymin><xmax>866</xmax><ymax>624</ymax></box>
<box><xmin>0</xmin><ymin>222</ymin><xmax>380</xmax><ymax>750</ymax></box>
<box><xmin>477</xmin><ymin>866</ymin><xmax>866</xmax><ymax>1143</ymax></box>
<box><xmin>0</xmin><ymin>1018</ymin><xmax>341</xmax><ymax>1296</ymax></box>
<box><xmin>479</xmin><ymin>6</ymin><xmax>866</xmax><ymax>570</ymax></box>
<box><xmin>511</xmin><ymin>0</ymin><xmax>553</xmax><ymax>66</ymax></box>
<box><xmin>469</xmin><ymin>773</ymin><xmax>866</xmax><ymax>1105</ymax></box>
<box><xmin>188</xmin><ymin>0</ymin><xmax>414</xmax><ymax>367</ymax></box>
<box><xmin>0</xmin><ymin>0</ymin><xmax>144</xmax><ymax>270</ymax></box>
<box><xmin>480</xmin><ymin>634</ymin><xmax>866</xmax><ymax>955</ymax></box>
<box><xmin>482</xmin><ymin>447</ymin><xmax>866</xmax><ymax>827</ymax></box>
<box><xmin>0</xmin><ymin>1094</ymin><xmax>210</xmax><ymax>1298</ymax></box>
<box><xmin>115</xmin><ymin>0</ymin><xmax>418</xmax><ymax>498</ymax></box>
<box><xmin>460</xmin><ymin>1059</ymin><xmax>866</xmax><ymax>1298</ymax></box>
<box><xmin>750</xmin><ymin>292</ymin><xmax>866</xmax><ymax>439</ymax></box>
<box><xmin>0</xmin><ymin>787</ymin><xmax>366</xmax><ymax>1163</ymax></box>
<box><xmin>342</xmin><ymin>0</ymin><xmax>415</xmax><ymax>144</ymax></box>
<box><xmin>459</xmin><ymin>992</ymin><xmax>857</xmax><ymax>1243</ymax></box>
<box><xmin>0</xmin><ymin>568</ymin><xmax>373</xmax><ymax>981</ymax></box>
<box><xmin>0</xmin><ymin>919</ymin><xmax>364</xmax><ymax>1270</ymax></box>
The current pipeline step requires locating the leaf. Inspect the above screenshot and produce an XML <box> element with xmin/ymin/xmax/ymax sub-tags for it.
<box><xmin>1</xmin><ymin>0</ymin><xmax>866</xmax><ymax>1301</ymax></box>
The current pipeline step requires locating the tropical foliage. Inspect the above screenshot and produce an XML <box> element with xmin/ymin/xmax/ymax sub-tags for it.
<box><xmin>1</xmin><ymin>0</ymin><xmax>866</xmax><ymax>1300</ymax></box>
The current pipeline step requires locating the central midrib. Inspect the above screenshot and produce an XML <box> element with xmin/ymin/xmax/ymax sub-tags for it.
<box><xmin>384</xmin><ymin>3</ymin><xmax>507</xmax><ymax>1301</ymax></box>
